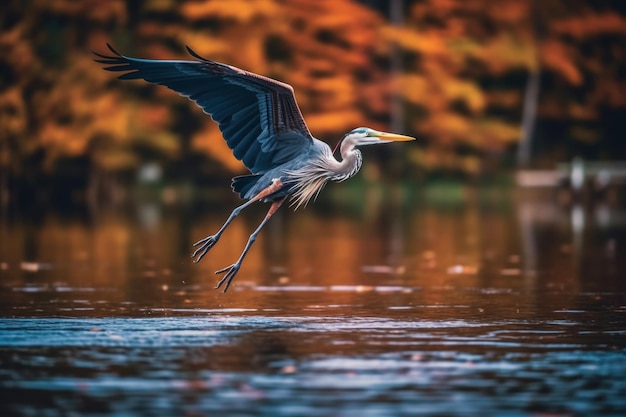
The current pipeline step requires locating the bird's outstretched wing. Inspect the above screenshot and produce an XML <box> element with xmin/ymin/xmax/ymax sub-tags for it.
<box><xmin>95</xmin><ymin>44</ymin><xmax>313</xmax><ymax>175</ymax></box>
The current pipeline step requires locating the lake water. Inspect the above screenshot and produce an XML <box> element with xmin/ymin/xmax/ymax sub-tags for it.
<box><xmin>1</xmin><ymin>188</ymin><xmax>625</xmax><ymax>416</ymax></box>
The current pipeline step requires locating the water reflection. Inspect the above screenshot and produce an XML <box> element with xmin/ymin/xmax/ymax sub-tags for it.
<box><xmin>1</xmin><ymin>188</ymin><xmax>625</xmax><ymax>311</ymax></box>
<box><xmin>1</xmin><ymin>188</ymin><xmax>625</xmax><ymax>416</ymax></box>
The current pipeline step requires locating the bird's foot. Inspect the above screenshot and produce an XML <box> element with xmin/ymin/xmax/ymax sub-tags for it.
<box><xmin>191</xmin><ymin>235</ymin><xmax>219</xmax><ymax>263</ymax></box>
<box><xmin>214</xmin><ymin>263</ymin><xmax>240</xmax><ymax>293</ymax></box>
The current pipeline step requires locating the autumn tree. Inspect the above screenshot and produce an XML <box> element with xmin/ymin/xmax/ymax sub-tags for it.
<box><xmin>127</xmin><ymin>0</ymin><xmax>395</xmax><ymax>174</ymax></box>
<box><xmin>0</xmin><ymin>0</ymin><xmax>138</xmax><ymax>203</ymax></box>
<box><xmin>386</xmin><ymin>0</ymin><xmax>626</xmax><ymax>172</ymax></box>
<box><xmin>533</xmin><ymin>0</ymin><xmax>626</xmax><ymax>164</ymax></box>
<box><xmin>1</xmin><ymin>0</ymin><xmax>626</xmax><ymax>204</ymax></box>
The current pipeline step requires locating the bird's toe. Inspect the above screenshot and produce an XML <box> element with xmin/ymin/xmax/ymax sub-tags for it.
<box><xmin>215</xmin><ymin>263</ymin><xmax>240</xmax><ymax>293</ymax></box>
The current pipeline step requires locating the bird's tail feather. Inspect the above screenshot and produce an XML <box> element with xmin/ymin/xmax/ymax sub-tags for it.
<box><xmin>231</xmin><ymin>174</ymin><xmax>262</xmax><ymax>199</ymax></box>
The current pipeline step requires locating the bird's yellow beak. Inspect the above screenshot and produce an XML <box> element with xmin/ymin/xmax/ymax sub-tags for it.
<box><xmin>371</xmin><ymin>130</ymin><xmax>416</xmax><ymax>142</ymax></box>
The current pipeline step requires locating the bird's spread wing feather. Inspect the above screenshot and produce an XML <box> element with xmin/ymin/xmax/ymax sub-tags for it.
<box><xmin>95</xmin><ymin>44</ymin><xmax>313</xmax><ymax>174</ymax></box>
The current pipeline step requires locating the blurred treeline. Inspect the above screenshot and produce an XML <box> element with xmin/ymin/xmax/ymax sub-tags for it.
<box><xmin>1</xmin><ymin>0</ymin><xmax>626</xmax><ymax>205</ymax></box>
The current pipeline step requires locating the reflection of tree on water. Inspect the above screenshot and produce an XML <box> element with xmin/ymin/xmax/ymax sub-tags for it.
<box><xmin>517</xmin><ymin>194</ymin><xmax>625</xmax><ymax>295</ymax></box>
<box><xmin>2</xmin><ymin>188</ymin><xmax>624</xmax><ymax>312</ymax></box>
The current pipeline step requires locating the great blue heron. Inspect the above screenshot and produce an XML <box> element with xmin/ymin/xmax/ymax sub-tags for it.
<box><xmin>95</xmin><ymin>44</ymin><xmax>414</xmax><ymax>292</ymax></box>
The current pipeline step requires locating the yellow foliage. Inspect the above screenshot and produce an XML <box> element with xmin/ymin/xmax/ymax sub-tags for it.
<box><xmin>424</xmin><ymin>112</ymin><xmax>472</xmax><ymax>143</ymax></box>
<box><xmin>180</xmin><ymin>0</ymin><xmax>281</xmax><ymax>23</ymax></box>
<box><xmin>382</xmin><ymin>27</ymin><xmax>449</xmax><ymax>56</ymax></box>
<box><xmin>5</xmin><ymin>0</ymin><xmax>625</xmax><ymax>178</ymax></box>
<box><xmin>135</xmin><ymin>131</ymin><xmax>180</xmax><ymax>157</ymax></box>
<box><xmin>417</xmin><ymin>110</ymin><xmax>519</xmax><ymax>150</ymax></box>
<box><xmin>473</xmin><ymin>34</ymin><xmax>537</xmax><ymax>73</ymax></box>
<box><xmin>175</xmin><ymin>33</ymin><xmax>230</xmax><ymax>57</ymax></box>
<box><xmin>460</xmin><ymin>155</ymin><xmax>481</xmax><ymax>175</ymax></box>
<box><xmin>90</xmin><ymin>93</ymin><xmax>133</xmax><ymax>143</ymax></box>
<box><xmin>92</xmin><ymin>147</ymin><xmax>138</xmax><ymax>171</ymax></box>
<box><xmin>440</xmin><ymin>78</ymin><xmax>486</xmax><ymax>113</ymax></box>
<box><xmin>305</xmin><ymin>110</ymin><xmax>363</xmax><ymax>134</ymax></box>
<box><xmin>472</xmin><ymin>119</ymin><xmax>521</xmax><ymax>146</ymax></box>
<box><xmin>395</xmin><ymin>75</ymin><xmax>431</xmax><ymax>106</ymax></box>
<box><xmin>35</xmin><ymin>0</ymin><xmax>127</xmax><ymax>24</ymax></box>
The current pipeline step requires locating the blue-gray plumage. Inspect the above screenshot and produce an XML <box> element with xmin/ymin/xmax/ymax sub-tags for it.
<box><xmin>95</xmin><ymin>44</ymin><xmax>414</xmax><ymax>292</ymax></box>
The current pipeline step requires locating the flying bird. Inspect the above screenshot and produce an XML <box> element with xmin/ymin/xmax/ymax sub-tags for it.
<box><xmin>95</xmin><ymin>44</ymin><xmax>415</xmax><ymax>292</ymax></box>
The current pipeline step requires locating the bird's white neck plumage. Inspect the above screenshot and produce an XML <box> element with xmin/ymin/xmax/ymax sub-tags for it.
<box><xmin>286</xmin><ymin>139</ymin><xmax>362</xmax><ymax>210</ymax></box>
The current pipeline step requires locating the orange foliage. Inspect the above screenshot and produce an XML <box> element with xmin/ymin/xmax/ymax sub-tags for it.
<box><xmin>1</xmin><ymin>0</ymin><xmax>625</xmax><ymax>180</ymax></box>
<box><xmin>36</xmin><ymin>0</ymin><xmax>127</xmax><ymax>24</ymax></box>
<box><xmin>553</xmin><ymin>12</ymin><xmax>626</xmax><ymax>39</ymax></box>
<box><xmin>540</xmin><ymin>40</ymin><xmax>583</xmax><ymax>85</ymax></box>
<box><xmin>191</xmin><ymin>122</ymin><xmax>243</xmax><ymax>173</ymax></box>
<box><xmin>180</xmin><ymin>0</ymin><xmax>281</xmax><ymax>23</ymax></box>
<box><xmin>0</xmin><ymin>88</ymin><xmax>27</xmax><ymax>138</ymax></box>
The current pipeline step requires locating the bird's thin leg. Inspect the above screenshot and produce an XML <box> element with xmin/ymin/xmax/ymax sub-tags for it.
<box><xmin>215</xmin><ymin>197</ymin><xmax>286</xmax><ymax>293</ymax></box>
<box><xmin>191</xmin><ymin>178</ymin><xmax>283</xmax><ymax>263</ymax></box>
<box><xmin>191</xmin><ymin>198</ymin><xmax>256</xmax><ymax>263</ymax></box>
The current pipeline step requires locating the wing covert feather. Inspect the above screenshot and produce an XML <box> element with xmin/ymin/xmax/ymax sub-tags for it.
<box><xmin>95</xmin><ymin>44</ymin><xmax>313</xmax><ymax>174</ymax></box>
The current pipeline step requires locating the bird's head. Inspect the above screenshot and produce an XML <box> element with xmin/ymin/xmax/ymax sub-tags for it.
<box><xmin>333</xmin><ymin>127</ymin><xmax>415</xmax><ymax>155</ymax></box>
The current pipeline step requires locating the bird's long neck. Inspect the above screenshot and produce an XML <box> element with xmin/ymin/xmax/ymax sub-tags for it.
<box><xmin>330</xmin><ymin>145</ymin><xmax>362</xmax><ymax>182</ymax></box>
<box><xmin>286</xmin><ymin>141</ymin><xmax>362</xmax><ymax>210</ymax></box>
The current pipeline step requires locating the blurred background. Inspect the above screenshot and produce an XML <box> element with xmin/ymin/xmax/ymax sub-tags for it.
<box><xmin>1</xmin><ymin>0</ymin><xmax>625</xmax><ymax>209</ymax></box>
<box><xmin>1</xmin><ymin>0</ymin><xmax>625</xmax><ymax>297</ymax></box>
<box><xmin>2</xmin><ymin>4</ymin><xmax>626</xmax><ymax>414</ymax></box>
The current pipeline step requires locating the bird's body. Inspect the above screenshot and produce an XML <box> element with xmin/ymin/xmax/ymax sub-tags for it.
<box><xmin>232</xmin><ymin>136</ymin><xmax>343</xmax><ymax>206</ymax></box>
<box><xmin>96</xmin><ymin>44</ymin><xmax>414</xmax><ymax>292</ymax></box>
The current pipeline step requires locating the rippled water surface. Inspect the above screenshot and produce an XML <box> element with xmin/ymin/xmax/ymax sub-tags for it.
<box><xmin>1</xmin><ymin>192</ymin><xmax>625</xmax><ymax>416</ymax></box>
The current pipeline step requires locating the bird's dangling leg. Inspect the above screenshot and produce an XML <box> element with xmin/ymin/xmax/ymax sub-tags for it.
<box><xmin>191</xmin><ymin>198</ymin><xmax>256</xmax><ymax>263</ymax></box>
<box><xmin>215</xmin><ymin>197</ymin><xmax>286</xmax><ymax>293</ymax></box>
<box><xmin>191</xmin><ymin>179</ymin><xmax>283</xmax><ymax>263</ymax></box>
